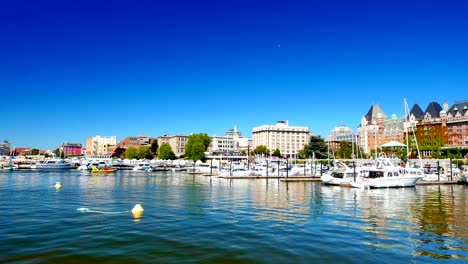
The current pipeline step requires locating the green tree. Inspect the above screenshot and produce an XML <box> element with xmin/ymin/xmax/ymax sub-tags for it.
<box><xmin>304</xmin><ymin>136</ymin><xmax>328</xmax><ymax>159</ymax></box>
<box><xmin>138</xmin><ymin>146</ymin><xmax>154</xmax><ymax>159</ymax></box>
<box><xmin>111</xmin><ymin>147</ymin><xmax>126</xmax><ymax>158</ymax></box>
<box><xmin>186</xmin><ymin>141</ymin><xmax>206</xmax><ymax>161</ymax></box>
<box><xmin>158</xmin><ymin>143</ymin><xmax>176</xmax><ymax>160</ymax></box>
<box><xmin>252</xmin><ymin>145</ymin><xmax>269</xmax><ymax>156</ymax></box>
<box><xmin>272</xmin><ymin>148</ymin><xmax>281</xmax><ymax>157</ymax></box>
<box><xmin>150</xmin><ymin>140</ymin><xmax>159</xmax><ymax>156</ymax></box>
<box><xmin>185</xmin><ymin>133</ymin><xmax>211</xmax><ymax>161</ymax></box>
<box><xmin>335</xmin><ymin>142</ymin><xmax>349</xmax><ymax>159</ymax></box>
<box><xmin>297</xmin><ymin>149</ymin><xmax>307</xmax><ymax>159</ymax></box>
<box><xmin>125</xmin><ymin>147</ymin><xmax>139</xmax><ymax>159</ymax></box>
<box><xmin>240</xmin><ymin>150</ymin><xmax>247</xmax><ymax>156</ymax></box>
<box><xmin>31</xmin><ymin>149</ymin><xmax>40</xmax><ymax>155</ymax></box>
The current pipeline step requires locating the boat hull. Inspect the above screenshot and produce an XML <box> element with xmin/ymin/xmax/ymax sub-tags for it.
<box><xmin>362</xmin><ymin>176</ymin><xmax>422</xmax><ymax>188</ymax></box>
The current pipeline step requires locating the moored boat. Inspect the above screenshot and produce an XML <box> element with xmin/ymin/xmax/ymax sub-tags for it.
<box><xmin>33</xmin><ymin>158</ymin><xmax>73</xmax><ymax>171</ymax></box>
<box><xmin>91</xmin><ymin>166</ymin><xmax>116</xmax><ymax>174</ymax></box>
<box><xmin>350</xmin><ymin>158</ymin><xmax>423</xmax><ymax>188</ymax></box>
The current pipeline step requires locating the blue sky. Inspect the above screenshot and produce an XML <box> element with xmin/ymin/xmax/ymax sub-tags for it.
<box><xmin>1</xmin><ymin>0</ymin><xmax>467</xmax><ymax>149</ymax></box>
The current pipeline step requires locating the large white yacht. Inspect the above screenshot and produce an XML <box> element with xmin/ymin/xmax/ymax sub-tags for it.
<box><xmin>34</xmin><ymin>158</ymin><xmax>73</xmax><ymax>170</ymax></box>
<box><xmin>350</xmin><ymin>158</ymin><xmax>423</xmax><ymax>188</ymax></box>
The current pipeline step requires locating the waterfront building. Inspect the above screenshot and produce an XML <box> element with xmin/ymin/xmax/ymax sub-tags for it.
<box><xmin>209</xmin><ymin>126</ymin><xmax>252</xmax><ymax>155</ymax></box>
<box><xmin>382</xmin><ymin>114</ymin><xmax>405</xmax><ymax>144</ymax></box>
<box><xmin>60</xmin><ymin>143</ymin><xmax>82</xmax><ymax>156</ymax></box>
<box><xmin>85</xmin><ymin>136</ymin><xmax>117</xmax><ymax>157</ymax></box>
<box><xmin>407</xmin><ymin>103</ymin><xmax>424</xmax><ymax>129</ymax></box>
<box><xmin>445</xmin><ymin>100</ymin><xmax>468</xmax><ymax>148</ymax></box>
<box><xmin>415</xmin><ymin>101</ymin><xmax>447</xmax><ymax>158</ymax></box>
<box><xmin>358</xmin><ymin>104</ymin><xmax>386</xmax><ymax>155</ymax></box>
<box><xmin>157</xmin><ymin>134</ymin><xmax>188</xmax><ymax>158</ymax></box>
<box><xmin>117</xmin><ymin>134</ymin><xmax>155</xmax><ymax>149</ymax></box>
<box><xmin>329</xmin><ymin>125</ymin><xmax>357</xmax><ymax>143</ymax></box>
<box><xmin>252</xmin><ymin>120</ymin><xmax>309</xmax><ymax>158</ymax></box>
<box><xmin>358</xmin><ymin>104</ymin><xmax>410</xmax><ymax>155</ymax></box>
<box><xmin>10</xmin><ymin>148</ymin><xmax>31</xmax><ymax>156</ymax></box>
<box><xmin>359</xmin><ymin>100</ymin><xmax>468</xmax><ymax>157</ymax></box>
<box><xmin>0</xmin><ymin>141</ymin><xmax>10</xmax><ymax>156</ymax></box>
<box><xmin>327</xmin><ymin>126</ymin><xmax>357</xmax><ymax>157</ymax></box>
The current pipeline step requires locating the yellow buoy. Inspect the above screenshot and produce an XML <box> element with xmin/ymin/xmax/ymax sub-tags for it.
<box><xmin>55</xmin><ymin>181</ymin><xmax>62</xmax><ymax>189</ymax></box>
<box><xmin>131</xmin><ymin>204</ymin><xmax>144</xmax><ymax>219</ymax></box>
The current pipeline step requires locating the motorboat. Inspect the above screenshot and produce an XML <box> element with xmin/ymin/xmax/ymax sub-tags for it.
<box><xmin>132</xmin><ymin>162</ymin><xmax>153</xmax><ymax>172</ymax></box>
<box><xmin>33</xmin><ymin>158</ymin><xmax>73</xmax><ymax>171</ymax></box>
<box><xmin>91</xmin><ymin>165</ymin><xmax>116</xmax><ymax>174</ymax></box>
<box><xmin>350</xmin><ymin>158</ymin><xmax>423</xmax><ymax>188</ymax></box>
<box><xmin>321</xmin><ymin>161</ymin><xmax>362</xmax><ymax>186</ymax></box>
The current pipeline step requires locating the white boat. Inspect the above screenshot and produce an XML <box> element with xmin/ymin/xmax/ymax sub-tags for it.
<box><xmin>34</xmin><ymin>158</ymin><xmax>73</xmax><ymax>170</ymax></box>
<box><xmin>321</xmin><ymin>161</ymin><xmax>362</xmax><ymax>186</ymax></box>
<box><xmin>194</xmin><ymin>163</ymin><xmax>220</xmax><ymax>174</ymax></box>
<box><xmin>290</xmin><ymin>163</ymin><xmax>319</xmax><ymax>176</ymax></box>
<box><xmin>132</xmin><ymin>162</ymin><xmax>152</xmax><ymax>172</ymax></box>
<box><xmin>220</xmin><ymin>167</ymin><xmax>253</xmax><ymax>177</ymax></box>
<box><xmin>350</xmin><ymin>158</ymin><xmax>423</xmax><ymax>188</ymax></box>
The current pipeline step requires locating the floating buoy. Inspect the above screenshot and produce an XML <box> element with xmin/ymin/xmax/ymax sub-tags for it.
<box><xmin>131</xmin><ymin>204</ymin><xmax>144</xmax><ymax>219</ymax></box>
<box><xmin>55</xmin><ymin>181</ymin><xmax>62</xmax><ymax>189</ymax></box>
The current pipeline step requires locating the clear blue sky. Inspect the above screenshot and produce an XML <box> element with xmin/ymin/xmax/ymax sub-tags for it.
<box><xmin>1</xmin><ymin>0</ymin><xmax>467</xmax><ymax>150</ymax></box>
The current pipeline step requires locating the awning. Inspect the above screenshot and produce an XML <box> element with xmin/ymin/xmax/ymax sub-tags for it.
<box><xmin>380</xmin><ymin>141</ymin><xmax>407</xmax><ymax>148</ymax></box>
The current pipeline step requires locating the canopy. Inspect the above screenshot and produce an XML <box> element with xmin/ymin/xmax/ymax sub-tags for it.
<box><xmin>380</xmin><ymin>141</ymin><xmax>407</xmax><ymax>148</ymax></box>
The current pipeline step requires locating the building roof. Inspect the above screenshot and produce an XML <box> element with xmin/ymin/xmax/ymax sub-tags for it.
<box><xmin>447</xmin><ymin>100</ymin><xmax>468</xmax><ymax>116</ymax></box>
<box><xmin>409</xmin><ymin>104</ymin><xmax>424</xmax><ymax>120</ymax></box>
<box><xmin>424</xmin><ymin>101</ymin><xmax>443</xmax><ymax>118</ymax></box>
<box><xmin>364</xmin><ymin>104</ymin><xmax>386</xmax><ymax>123</ymax></box>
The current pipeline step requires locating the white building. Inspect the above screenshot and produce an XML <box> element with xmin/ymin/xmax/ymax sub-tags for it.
<box><xmin>329</xmin><ymin>125</ymin><xmax>357</xmax><ymax>143</ymax></box>
<box><xmin>252</xmin><ymin>120</ymin><xmax>309</xmax><ymax>158</ymax></box>
<box><xmin>210</xmin><ymin>126</ymin><xmax>252</xmax><ymax>155</ymax></box>
<box><xmin>86</xmin><ymin>136</ymin><xmax>117</xmax><ymax>157</ymax></box>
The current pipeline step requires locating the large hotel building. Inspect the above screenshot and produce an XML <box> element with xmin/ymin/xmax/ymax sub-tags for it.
<box><xmin>252</xmin><ymin>120</ymin><xmax>309</xmax><ymax>158</ymax></box>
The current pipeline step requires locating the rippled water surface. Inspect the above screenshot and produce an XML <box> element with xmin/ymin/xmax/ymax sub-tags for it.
<box><xmin>0</xmin><ymin>171</ymin><xmax>467</xmax><ymax>263</ymax></box>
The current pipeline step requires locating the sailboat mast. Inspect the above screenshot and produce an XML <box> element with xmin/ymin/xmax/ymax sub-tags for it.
<box><xmin>404</xmin><ymin>98</ymin><xmax>423</xmax><ymax>168</ymax></box>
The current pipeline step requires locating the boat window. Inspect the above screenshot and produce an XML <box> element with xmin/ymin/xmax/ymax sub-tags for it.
<box><xmin>368</xmin><ymin>171</ymin><xmax>384</xmax><ymax>178</ymax></box>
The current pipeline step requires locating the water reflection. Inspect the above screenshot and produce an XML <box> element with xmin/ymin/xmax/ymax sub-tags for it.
<box><xmin>319</xmin><ymin>183</ymin><xmax>468</xmax><ymax>260</ymax></box>
<box><xmin>1</xmin><ymin>171</ymin><xmax>466</xmax><ymax>263</ymax></box>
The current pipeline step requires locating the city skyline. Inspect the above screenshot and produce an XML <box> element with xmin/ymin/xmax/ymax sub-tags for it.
<box><xmin>2</xmin><ymin>0</ymin><xmax>467</xmax><ymax>149</ymax></box>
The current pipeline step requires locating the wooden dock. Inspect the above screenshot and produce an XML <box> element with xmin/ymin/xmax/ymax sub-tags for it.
<box><xmin>416</xmin><ymin>180</ymin><xmax>463</xmax><ymax>185</ymax></box>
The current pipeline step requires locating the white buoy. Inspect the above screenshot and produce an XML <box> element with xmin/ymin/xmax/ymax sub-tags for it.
<box><xmin>132</xmin><ymin>204</ymin><xmax>144</xmax><ymax>213</ymax></box>
<box><xmin>55</xmin><ymin>181</ymin><xmax>62</xmax><ymax>189</ymax></box>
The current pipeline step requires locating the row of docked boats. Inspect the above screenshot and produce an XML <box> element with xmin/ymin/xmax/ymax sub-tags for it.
<box><xmin>1</xmin><ymin>156</ymin><xmax>467</xmax><ymax>185</ymax></box>
<box><xmin>320</xmin><ymin>156</ymin><xmax>467</xmax><ymax>188</ymax></box>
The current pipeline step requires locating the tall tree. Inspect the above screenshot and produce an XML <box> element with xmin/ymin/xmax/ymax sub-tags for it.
<box><xmin>111</xmin><ymin>147</ymin><xmax>126</xmax><ymax>158</ymax></box>
<box><xmin>335</xmin><ymin>142</ymin><xmax>353</xmax><ymax>159</ymax></box>
<box><xmin>158</xmin><ymin>143</ymin><xmax>176</xmax><ymax>160</ymax></box>
<box><xmin>252</xmin><ymin>145</ymin><xmax>269</xmax><ymax>156</ymax></box>
<box><xmin>304</xmin><ymin>136</ymin><xmax>328</xmax><ymax>159</ymax></box>
<box><xmin>150</xmin><ymin>140</ymin><xmax>159</xmax><ymax>156</ymax></box>
<box><xmin>31</xmin><ymin>149</ymin><xmax>40</xmax><ymax>155</ymax></box>
<box><xmin>272</xmin><ymin>148</ymin><xmax>281</xmax><ymax>157</ymax></box>
<box><xmin>125</xmin><ymin>147</ymin><xmax>139</xmax><ymax>159</ymax></box>
<box><xmin>138</xmin><ymin>146</ymin><xmax>154</xmax><ymax>159</ymax></box>
<box><xmin>185</xmin><ymin>133</ymin><xmax>211</xmax><ymax>161</ymax></box>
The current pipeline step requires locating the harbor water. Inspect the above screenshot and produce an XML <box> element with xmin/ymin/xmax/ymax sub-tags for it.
<box><xmin>0</xmin><ymin>170</ymin><xmax>467</xmax><ymax>263</ymax></box>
